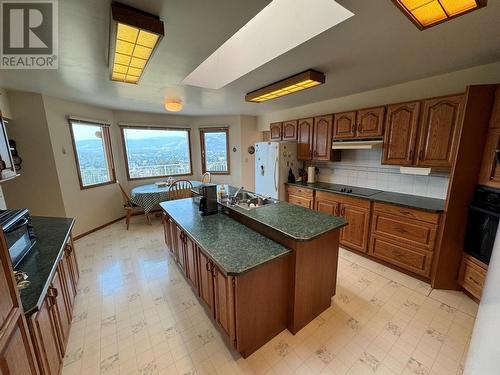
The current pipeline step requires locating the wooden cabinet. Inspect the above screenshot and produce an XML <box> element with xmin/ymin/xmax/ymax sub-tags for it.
<box><xmin>382</xmin><ymin>101</ymin><xmax>420</xmax><ymax>165</ymax></box>
<box><xmin>312</xmin><ymin>115</ymin><xmax>334</xmax><ymax>160</ymax></box>
<box><xmin>270</xmin><ymin>122</ymin><xmax>282</xmax><ymax>140</ymax></box>
<box><xmin>286</xmin><ymin>185</ymin><xmax>314</xmax><ymax>209</ymax></box>
<box><xmin>416</xmin><ymin>95</ymin><xmax>463</xmax><ymax>168</ymax></box>
<box><xmin>369</xmin><ymin>202</ymin><xmax>439</xmax><ymax>277</ymax></box>
<box><xmin>333</xmin><ymin>107</ymin><xmax>385</xmax><ymax>140</ymax></box>
<box><xmin>29</xmin><ymin>296</ymin><xmax>62</xmax><ymax>375</ymax></box>
<box><xmin>49</xmin><ymin>268</ymin><xmax>70</xmax><ymax>355</ymax></box>
<box><xmin>0</xmin><ymin>225</ymin><xmax>38</xmax><ymax>375</ymax></box>
<box><xmin>314</xmin><ymin>191</ymin><xmax>370</xmax><ymax>252</ymax></box>
<box><xmin>458</xmin><ymin>254</ymin><xmax>487</xmax><ymax>301</ymax></box>
<box><xmin>489</xmin><ymin>86</ymin><xmax>500</xmax><ymax>129</ymax></box>
<box><xmin>282</xmin><ymin>120</ymin><xmax>297</xmax><ymax>140</ymax></box>
<box><xmin>176</xmin><ymin>226</ymin><xmax>186</xmax><ymax>271</ymax></box>
<box><xmin>197</xmin><ymin>249</ymin><xmax>214</xmax><ymax>314</ymax></box>
<box><xmin>213</xmin><ymin>265</ymin><xmax>235</xmax><ymax>341</ymax></box>
<box><xmin>333</xmin><ymin>111</ymin><xmax>356</xmax><ymax>139</ymax></box>
<box><xmin>185</xmin><ymin>236</ymin><xmax>198</xmax><ymax>289</ymax></box>
<box><xmin>297</xmin><ymin>118</ymin><xmax>313</xmax><ymax>160</ymax></box>
<box><xmin>479</xmin><ymin>107</ymin><xmax>500</xmax><ymax>188</ymax></box>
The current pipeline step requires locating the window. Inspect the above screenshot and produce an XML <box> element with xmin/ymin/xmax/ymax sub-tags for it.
<box><xmin>121</xmin><ymin>126</ymin><xmax>192</xmax><ymax>180</ymax></box>
<box><xmin>200</xmin><ymin>128</ymin><xmax>230</xmax><ymax>174</ymax></box>
<box><xmin>69</xmin><ymin>119</ymin><xmax>116</xmax><ymax>189</ymax></box>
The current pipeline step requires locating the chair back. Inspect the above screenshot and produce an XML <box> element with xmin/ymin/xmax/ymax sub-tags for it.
<box><xmin>168</xmin><ymin>180</ymin><xmax>193</xmax><ymax>200</ymax></box>
<box><xmin>201</xmin><ymin>172</ymin><xmax>211</xmax><ymax>184</ymax></box>
<box><xmin>117</xmin><ymin>181</ymin><xmax>132</xmax><ymax>207</ymax></box>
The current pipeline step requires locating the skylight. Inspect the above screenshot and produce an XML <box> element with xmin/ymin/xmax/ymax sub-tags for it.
<box><xmin>182</xmin><ymin>0</ymin><xmax>354</xmax><ymax>90</ymax></box>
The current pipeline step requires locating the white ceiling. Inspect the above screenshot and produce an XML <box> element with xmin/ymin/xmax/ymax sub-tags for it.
<box><xmin>0</xmin><ymin>0</ymin><xmax>499</xmax><ymax>116</ymax></box>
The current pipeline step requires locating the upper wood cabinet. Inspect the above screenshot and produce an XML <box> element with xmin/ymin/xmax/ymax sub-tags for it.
<box><xmin>416</xmin><ymin>95</ymin><xmax>463</xmax><ymax>168</ymax></box>
<box><xmin>333</xmin><ymin>111</ymin><xmax>356</xmax><ymax>139</ymax></box>
<box><xmin>382</xmin><ymin>101</ymin><xmax>421</xmax><ymax>166</ymax></box>
<box><xmin>333</xmin><ymin>107</ymin><xmax>385</xmax><ymax>140</ymax></box>
<box><xmin>490</xmin><ymin>86</ymin><xmax>500</xmax><ymax>129</ymax></box>
<box><xmin>479</xmin><ymin>128</ymin><xmax>500</xmax><ymax>188</ymax></box>
<box><xmin>270</xmin><ymin>122</ymin><xmax>282</xmax><ymax>140</ymax></box>
<box><xmin>282</xmin><ymin>120</ymin><xmax>297</xmax><ymax>140</ymax></box>
<box><xmin>297</xmin><ymin>118</ymin><xmax>314</xmax><ymax>160</ymax></box>
<box><xmin>313</xmin><ymin>115</ymin><xmax>334</xmax><ymax>160</ymax></box>
<box><xmin>357</xmin><ymin>107</ymin><xmax>386</xmax><ymax>138</ymax></box>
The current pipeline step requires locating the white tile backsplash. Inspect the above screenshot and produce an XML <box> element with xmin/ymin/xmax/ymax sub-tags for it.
<box><xmin>311</xmin><ymin>149</ymin><xmax>449</xmax><ymax>199</ymax></box>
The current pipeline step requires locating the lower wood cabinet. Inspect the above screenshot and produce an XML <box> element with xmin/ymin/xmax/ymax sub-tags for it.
<box><xmin>185</xmin><ymin>237</ymin><xmax>198</xmax><ymax>289</ymax></box>
<box><xmin>458</xmin><ymin>254</ymin><xmax>487</xmax><ymax>301</ymax></box>
<box><xmin>369</xmin><ymin>202</ymin><xmax>439</xmax><ymax>277</ymax></box>
<box><xmin>197</xmin><ymin>250</ymin><xmax>214</xmax><ymax>314</ymax></box>
<box><xmin>286</xmin><ymin>185</ymin><xmax>314</xmax><ymax>209</ymax></box>
<box><xmin>212</xmin><ymin>265</ymin><xmax>234</xmax><ymax>342</ymax></box>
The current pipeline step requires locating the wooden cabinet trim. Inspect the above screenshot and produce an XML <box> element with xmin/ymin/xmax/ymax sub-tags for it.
<box><xmin>356</xmin><ymin>106</ymin><xmax>385</xmax><ymax>138</ymax></box>
<box><xmin>282</xmin><ymin>120</ymin><xmax>298</xmax><ymax>140</ymax></box>
<box><xmin>297</xmin><ymin>118</ymin><xmax>313</xmax><ymax>161</ymax></box>
<box><xmin>269</xmin><ymin>122</ymin><xmax>282</xmax><ymax>141</ymax></box>
<box><xmin>373</xmin><ymin>202</ymin><xmax>440</xmax><ymax>224</ymax></box>
<box><xmin>333</xmin><ymin>111</ymin><xmax>356</xmax><ymax>139</ymax></box>
<box><xmin>312</xmin><ymin>115</ymin><xmax>334</xmax><ymax>160</ymax></box>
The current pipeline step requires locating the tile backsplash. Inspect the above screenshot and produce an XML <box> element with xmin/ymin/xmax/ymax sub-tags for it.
<box><xmin>310</xmin><ymin>149</ymin><xmax>449</xmax><ymax>199</ymax></box>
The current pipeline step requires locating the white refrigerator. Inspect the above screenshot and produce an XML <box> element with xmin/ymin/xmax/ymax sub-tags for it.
<box><xmin>255</xmin><ymin>142</ymin><xmax>298</xmax><ymax>200</ymax></box>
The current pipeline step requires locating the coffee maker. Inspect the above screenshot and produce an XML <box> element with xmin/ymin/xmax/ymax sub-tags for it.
<box><xmin>198</xmin><ymin>184</ymin><xmax>218</xmax><ymax>216</ymax></box>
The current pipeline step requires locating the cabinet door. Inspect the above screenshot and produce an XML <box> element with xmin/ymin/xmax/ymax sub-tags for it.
<box><xmin>270</xmin><ymin>122</ymin><xmax>282</xmax><ymax>140</ymax></box>
<box><xmin>297</xmin><ymin>118</ymin><xmax>313</xmax><ymax>160</ymax></box>
<box><xmin>340</xmin><ymin>203</ymin><xmax>370</xmax><ymax>252</ymax></box>
<box><xmin>163</xmin><ymin>213</ymin><xmax>172</xmax><ymax>251</ymax></box>
<box><xmin>357</xmin><ymin>106</ymin><xmax>385</xmax><ymax>138</ymax></box>
<box><xmin>29</xmin><ymin>297</ymin><xmax>62</xmax><ymax>375</ymax></box>
<box><xmin>197</xmin><ymin>249</ymin><xmax>214</xmax><ymax>315</ymax></box>
<box><xmin>314</xmin><ymin>198</ymin><xmax>340</xmax><ymax>216</ymax></box>
<box><xmin>185</xmin><ymin>236</ymin><xmax>198</xmax><ymax>289</ymax></box>
<box><xmin>0</xmin><ymin>314</ymin><xmax>38</xmax><ymax>375</ymax></box>
<box><xmin>282</xmin><ymin>120</ymin><xmax>298</xmax><ymax>140</ymax></box>
<box><xmin>313</xmin><ymin>115</ymin><xmax>333</xmax><ymax>160</ymax></box>
<box><xmin>489</xmin><ymin>86</ymin><xmax>500</xmax><ymax>129</ymax></box>
<box><xmin>50</xmin><ymin>269</ymin><xmax>70</xmax><ymax>355</ymax></box>
<box><xmin>382</xmin><ymin>101</ymin><xmax>420</xmax><ymax>165</ymax></box>
<box><xmin>213</xmin><ymin>266</ymin><xmax>234</xmax><ymax>340</ymax></box>
<box><xmin>176</xmin><ymin>227</ymin><xmax>186</xmax><ymax>273</ymax></box>
<box><xmin>288</xmin><ymin>195</ymin><xmax>313</xmax><ymax>209</ymax></box>
<box><xmin>63</xmin><ymin>244</ymin><xmax>78</xmax><ymax>301</ymax></box>
<box><xmin>478</xmin><ymin>128</ymin><xmax>500</xmax><ymax>188</ymax></box>
<box><xmin>416</xmin><ymin>95</ymin><xmax>463</xmax><ymax>168</ymax></box>
<box><xmin>333</xmin><ymin>111</ymin><xmax>356</xmax><ymax>139</ymax></box>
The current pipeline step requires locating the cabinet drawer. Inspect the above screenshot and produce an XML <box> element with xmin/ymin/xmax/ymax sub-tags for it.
<box><xmin>459</xmin><ymin>255</ymin><xmax>487</xmax><ymax>300</ymax></box>
<box><xmin>371</xmin><ymin>212</ymin><xmax>437</xmax><ymax>252</ymax></box>
<box><xmin>287</xmin><ymin>186</ymin><xmax>314</xmax><ymax>198</ymax></box>
<box><xmin>288</xmin><ymin>195</ymin><xmax>313</xmax><ymax>209</ymax></box>
<box><xmin>370</xmin><ymin>236</ymin><xmax>433</xmax><ymax>277</ymax></box>
<box><xmin>373</xmin><ymin>202</ymin><xmax>440</xmax><ymax>224</ymax></box>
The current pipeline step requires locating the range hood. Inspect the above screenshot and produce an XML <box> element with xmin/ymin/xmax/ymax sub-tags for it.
<box><xmin>332</xmin><ymin>139</ymin><xmax>383</xmax><ymax>150</ymax></box>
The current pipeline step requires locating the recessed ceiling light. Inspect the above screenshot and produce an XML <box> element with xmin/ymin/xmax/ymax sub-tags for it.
<box><xmin>109</xmin><ymin>2</ymin><xmax>164</xmax><ymax>84</ymax></box>
<box><xmin>392</xmin><ymin>0</ymin><xmax>487</xmax><ymax>30</ymax></box>
<box><xmin>246</xmin><ymin>70</ymin><xmax>325</xmax><ymax>103</ymax></box>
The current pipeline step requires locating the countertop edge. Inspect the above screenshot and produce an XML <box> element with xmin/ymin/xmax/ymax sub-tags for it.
<box><xmin>285</xmin><ymin>182</ymin><xmax>446</xmax><ymax>213</ymax></box>
<box><xmin>24</xmin><ymin>217</ymin><xmax>75</xmax><ymax>316</ymax></box>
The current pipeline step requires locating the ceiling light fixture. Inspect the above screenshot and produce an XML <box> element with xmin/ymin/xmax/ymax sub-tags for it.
<box><xmin>109</xmin><ymin>2</ymin><xmax>164</xmax><ymax>84</ymax></box>
<box><xmin>165</xmin><ymin>99</ymin><xmax>183</xmax><ymax>112</ymax></box>
<box><xmin>246</xmin><ymin>70</ymin><xmax>325</xmax><ymax>103</ymax></box>
<box><xmin>392</xmin><ymin>0</ymin><xmax>487</xmax><ymax>30</ymax></box>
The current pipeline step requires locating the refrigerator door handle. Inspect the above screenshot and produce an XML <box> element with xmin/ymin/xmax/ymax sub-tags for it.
<box><xmin>274</xmin><ymin>157</ymin><xmax>278</xmax><ymax>192</ymax></box>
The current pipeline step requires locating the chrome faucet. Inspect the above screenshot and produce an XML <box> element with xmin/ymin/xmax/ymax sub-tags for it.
<box><xmin>231</xmin><ymin>186</ymin><xmax>244</xmax><ymax>205</ymax></box>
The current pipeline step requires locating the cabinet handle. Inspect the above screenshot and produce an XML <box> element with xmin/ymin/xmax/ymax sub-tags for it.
<box><xmin>468</xmin><ymin>275</ymin><xmax>481</xmax><ymax>286</ymax></box>
<box><xmin>418</xmin><ymin>150</ymin><xmax>423</xmax><ymax>160</ymax></box>
<box><xmin>341</xmin><ymin>206</ymin><xmax>345</xmax><ymax>216</ymax></box>
<box><xmin>351</xmin><ymin>124</ymin><xmax>356</xmax><ymax>133</ymax></box>
<box><xmin>206</xmin><ymin>260</ymin><xmax>213</xmax><ymax>272</ymax></box>
<box><xmin>358</xmin><ymin>123</ymin><xmax>363</xmax><ymax>132</ymax></box>
<box><xmin>65</xmin><ymin>244</ymin><xmax>72</xmax><ymax>255</ymax></box>
<box><xmin>409</xmin><ymin>150</ymin><xmax>413</xmax><ymax>160</ymax></box>
<box><xmin>48</xmin><ymin>286</ymin><xmax>58</xmax><ymax>298</ymax></box>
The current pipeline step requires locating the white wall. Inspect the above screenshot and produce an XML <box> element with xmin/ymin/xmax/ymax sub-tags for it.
<box><xmin>313</xmin><ymin>149</ymin><xmax>449</xmax><ymax>199</ymax></box>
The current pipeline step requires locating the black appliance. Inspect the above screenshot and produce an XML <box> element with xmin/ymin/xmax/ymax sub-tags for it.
<box><xmin>198</xmin><ymin>184</ymin><xmax>218</xmax><ymax>216</ymax></box>
<box><xmin>313</xmin><ymin>183</ymin><xmax>382</xmax><ymax>197</ymax></box>
<box><xmin>0</xmin><ymin>209</ymin><xmax>36</xmax><ymax>268</ymax></box>
<box><xmin>464</xmin><ymin>186</ymin><xmax>500</xmax><ymax>265</ymax></box>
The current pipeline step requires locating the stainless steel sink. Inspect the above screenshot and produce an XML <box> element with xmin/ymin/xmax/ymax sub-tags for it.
<box><xmin>230</xmin><ymin>191</ymin><xmax>278</xmax><ymax>210</ymax></box>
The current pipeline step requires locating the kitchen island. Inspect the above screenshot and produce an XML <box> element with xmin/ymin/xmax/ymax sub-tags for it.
<box><xmin>160</xmin><ymin>195</ymin><xmax>346</xmax><ymax>357</ymax></box>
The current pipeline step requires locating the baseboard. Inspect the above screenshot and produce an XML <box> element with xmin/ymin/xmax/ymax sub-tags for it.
<box><xmin>73</xmin><ymin>216</ymin><xmax>125</xmax><ymax>240</ymax></box>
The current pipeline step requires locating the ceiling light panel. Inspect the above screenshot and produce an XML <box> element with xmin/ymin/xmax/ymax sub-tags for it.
<box><xmin>182</xmin><ymin>0</ymin><xmax>353</xmax><ymax>90</ymax></box>
<box><xmin>246</xmin><ymin>70</ymin><xmax>325</xmax><ymax>103</ymax></box>
<box><xmin>110</xmin><ymin>2</ymin><xmax>164</xmax><ymax>84</ymax></box>
<box><xmin>393</xmin><ymin>0</ymin><xmax>487</xmax><ymax>29</ymax></box>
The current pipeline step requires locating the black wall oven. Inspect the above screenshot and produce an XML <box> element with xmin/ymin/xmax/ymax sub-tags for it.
<box><xmin>464</xmin><ymin>186</ymin><xmax>500</xmax><ymax>264</ymax></box>
<box><xmin>0</xmin><ymin>209</ymin><xmax>36</xmax><ymax>268</ymax></box>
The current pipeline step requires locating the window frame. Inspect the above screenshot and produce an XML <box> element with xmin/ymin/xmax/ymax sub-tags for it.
<box><xmin>120</xmin><ymin>125</ymin><xmax>193</xmax><ymax>181</ymax></box>
<box><xmin>68</xmin><ymin>119</ymin><xmax>117</xmax><ymax>190</ymax></box>
<box><xmin>200</xmin><ymin>127</ymin><xmax>230</xmax><ymax>175</ymax></box>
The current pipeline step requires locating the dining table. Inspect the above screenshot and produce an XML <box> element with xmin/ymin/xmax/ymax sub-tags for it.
<box><xmin>130</xmin><ymin>180</ymin><xmax>202</xmax><ymax>214</ymax></box>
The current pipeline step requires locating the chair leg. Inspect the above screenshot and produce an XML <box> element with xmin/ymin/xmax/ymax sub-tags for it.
<box><xmin>126</xmin><ymin>209</ymin><xmax>131</xmax><ymax>230</ymax></box>
<box><xmin>145</xmin><ymin>212</ymin><xmax>152</xmax><ymax>225</ymax></box>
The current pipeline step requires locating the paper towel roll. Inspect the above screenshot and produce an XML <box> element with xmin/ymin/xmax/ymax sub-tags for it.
<box><xmin>307</xmin><ymin>166</ymin><xmax>316</xmax><ymax>183</ymax></box>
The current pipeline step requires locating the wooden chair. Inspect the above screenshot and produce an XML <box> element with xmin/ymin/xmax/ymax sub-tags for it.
<box><xmin>117</xmin><ymin>181</ymin><xmax>150</xmax><ymax>230</ymax></box>
<box><xmin>201</xmin><ymin>172</ymin><xmax>211</xmax><ymax>183</ymax></box>
<box><xmin>168</xmin><ymin>180</ymin><xmax>193</xmax><ymax>200</ymax></box>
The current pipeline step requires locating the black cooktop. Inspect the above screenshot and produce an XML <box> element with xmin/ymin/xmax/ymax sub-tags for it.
<box><xmin>313</xmin><ymin>183</ymin><xmax>382</xmax><ymax>197</ymax></box>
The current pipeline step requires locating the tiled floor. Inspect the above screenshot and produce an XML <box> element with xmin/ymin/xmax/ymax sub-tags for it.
<box><xmin>62</xmin><ymin>217</ymin><xmax>478</xmax><ymax>375</ymax></box>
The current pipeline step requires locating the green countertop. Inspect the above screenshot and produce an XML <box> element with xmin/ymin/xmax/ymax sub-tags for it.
<box><xmin>160</xmin><ymin>198</ymin><xmax>292</xmax><ymax>275</ymax></box>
